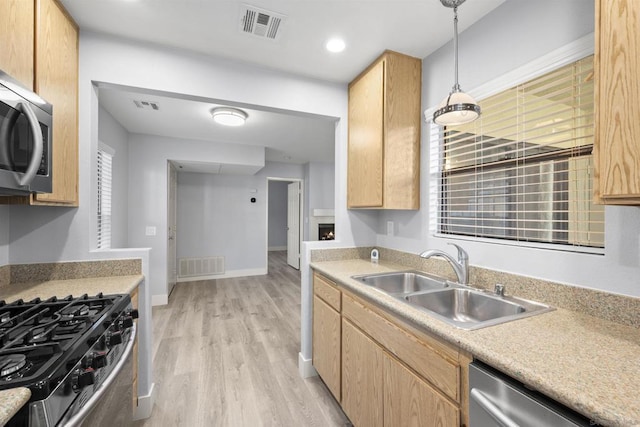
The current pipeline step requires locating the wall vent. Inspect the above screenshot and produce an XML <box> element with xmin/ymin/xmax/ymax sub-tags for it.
<box><xmin>133</xmin><ymin>100</ymin><xmax>160</xmax><ymax>110</ymax></box>
<box><xmin>179</xmin><ymin>256</ymin><xmax>225</xmax><ymax>278</ymax></box>
<box><xmin>239</xmin><ymin>4</ymin><xmax>286</xmax><ymax>41</ymax></box>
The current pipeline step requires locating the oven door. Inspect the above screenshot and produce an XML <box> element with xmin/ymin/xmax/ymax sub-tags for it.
<box><xmin>61</xmin><ymin>326</ymin><xmax>136</xmax><ymax>427</ymax></box>
<box><xmin>0</xmin><ymin>71</ymin><xmax>52</xmax><ymax>194</ymax></box>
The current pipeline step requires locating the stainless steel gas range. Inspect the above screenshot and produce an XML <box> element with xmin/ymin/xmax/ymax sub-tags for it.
<box><xmin>0</xmin><ymin>293</ymin><xmax>137</xmax><ymax>426</ymax></box>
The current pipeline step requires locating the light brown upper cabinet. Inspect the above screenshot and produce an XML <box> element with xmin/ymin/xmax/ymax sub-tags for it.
<box><xmin>347</xmin><ymin>50</ymin><xmax>421</xmax><ymax>209</ymax></box>
<box><xmin>0</xmin><ymin>0</ymin><xmax>35</xmax><ymax>90</ymax></box>
<box><xmin>594</xmin><ymin>0</ymin><xmax>640</xmax><ymax>205</ymax></box>
<box><xmin>32</xmin><ymin>0</ymin><xmax>79</xmax><ymax>205</ymax></box>
<box><xmin>0</xmin><ymin>0</ymin><xmax>79</xmax><ymax>206</ymax></box>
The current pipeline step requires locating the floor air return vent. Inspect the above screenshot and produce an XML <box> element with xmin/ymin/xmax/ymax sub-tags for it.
<box><xmin>179</xmin><ymin>257</ymin><xmax>225</xmax><ymax>279</ymax></box>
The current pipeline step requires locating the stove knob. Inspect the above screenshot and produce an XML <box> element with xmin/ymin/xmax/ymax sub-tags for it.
<box><xmin>121</xmin><ymin>316</ymin><xmax>134</xmax><ymax>329</ymax></box>
<box><xmin>73</xmin><ymin>368</ymin><xmax>95</xmax><ymax>391</ymax></box>
<box><xmin>107</xmin><ymin>331</ymin><xmax>123</xmax><ymax>347</ymax></box>
<box><xmin>91</xmin><ymin>352</ymin><xmax>108</xmax><ymax>369</ymax></box>
<box><xmin>128</xmin><ymin>309</ymin><xmax>139</xmax><ymax>319</ymax></box>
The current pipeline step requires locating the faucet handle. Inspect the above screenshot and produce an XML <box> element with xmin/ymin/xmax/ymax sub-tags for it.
<box><xmin>447</xmin><ymin>243</ymin><xmax>468</xmax><ymax>263</ymax></box>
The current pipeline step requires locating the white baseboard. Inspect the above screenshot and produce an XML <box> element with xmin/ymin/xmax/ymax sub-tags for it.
<box><xmin>298</xmin><ymin>352</ymin><xmax>317</xmax><ymax>379</ymax></box>
<box><xmin>177</xmin><ymin>268</ymin><xmax>267</xmax><ymax>282</ymax></box>
<box><xmin>151</xmin><ymin>294</ymin><xmax>168</xmax><ymax>306</ymax></box>
<box><xmin>268</xmin><ymin>246</ymin><xmax>287</xmax><ymax>251</ymax></box>
<box><xmin>133</xmin><ymin>382</ymin><xmax>156</xmax><ymax>420</ymax></box>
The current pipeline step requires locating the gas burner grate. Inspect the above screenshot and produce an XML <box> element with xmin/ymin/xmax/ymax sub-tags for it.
<box><xmin>0</xmin><ymin>293</ymin><xmax>124</xmax><ymax>396</ymax></box>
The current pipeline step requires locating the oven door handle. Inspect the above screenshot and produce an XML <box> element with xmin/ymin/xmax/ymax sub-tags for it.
<box><xmin>64</xmin><ymin>324</ymin><xmax>137</xmax><ymax>427</ymax></box>
<box><xmin>16</xmin><ymin>101</ymin><xmax>44</xmax><ymax>187</ymax></box>
<box><xmin>470</xmin><ymin>388</ymin><xmax>521</xmax><ymax>427</ymax></box>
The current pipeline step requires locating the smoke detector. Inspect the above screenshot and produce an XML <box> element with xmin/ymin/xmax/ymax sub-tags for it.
<box><xmin>239</xmin><ymin>4</ymin><xmax>286</xmax><ymax>41</ymax></box>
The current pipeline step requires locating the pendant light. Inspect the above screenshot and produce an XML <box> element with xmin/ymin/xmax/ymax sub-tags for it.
<box><xmin>432</xmin><ymin>0</ymin><xmax>480</xmax><ymax>126</ymax></box>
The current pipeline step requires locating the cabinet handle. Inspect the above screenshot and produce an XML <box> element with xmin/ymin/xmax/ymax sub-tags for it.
<box><xmin>470</xmin><ymin>388</ymin><xmax>520</xmax><ymax>427</ymax></box>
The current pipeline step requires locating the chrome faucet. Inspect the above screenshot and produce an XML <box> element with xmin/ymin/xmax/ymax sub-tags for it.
<box><xmin>419</xmin><ymin>243</ymin><xmax>469</xmax><ymax>285</ymax></box>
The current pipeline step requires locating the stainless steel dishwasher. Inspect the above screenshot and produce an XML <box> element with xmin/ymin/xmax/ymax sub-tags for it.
<box><xmin>469</xmin><ymin>361</ymin><xmax>595</xmax><ymax>427</ymax></box>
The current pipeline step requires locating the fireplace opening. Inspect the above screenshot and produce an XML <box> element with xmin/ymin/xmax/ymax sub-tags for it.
<box><xmin>319</xmin><ymin>223</ymin><xmax>335</xmax><ymax>240</ymax></box>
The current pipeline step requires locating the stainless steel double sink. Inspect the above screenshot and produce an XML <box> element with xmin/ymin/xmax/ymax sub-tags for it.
<box><xmin>351</xmin><ymin>271</ymin><xmax>554</xmax><ymax>330</ymax></box>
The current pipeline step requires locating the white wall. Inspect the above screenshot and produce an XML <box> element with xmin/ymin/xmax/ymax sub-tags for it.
<box><xmin>128</xmin><ymin>133</ymin><xmax>265</xmax><ymax>294</ymax></box>
<box><xmin>307</xmin><ymin>161</ymin><xmax>335</xmax><ymax>212</ymax></box>
<box><xmin>377</xmin><ymin>0</ymin><xmax>640</xmax><ymax>298</ymax></box>
<box><xmin>176</xmin><ymin>162</ymin><xmax>303</xmax><ymax>275</ymax></box>
<box><xmin>268</xmin><ymin>180</ymin><xmax>289</xmax><ymax>250</ymax></box>
<box><xmin>98</xmin><ymin>106</ymin><xmax>130</xmax><ymax>248</ymax></box>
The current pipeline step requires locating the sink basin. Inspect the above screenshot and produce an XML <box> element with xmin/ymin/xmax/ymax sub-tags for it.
<box><xmin>404</xmin><ymin>288</ymin><xmax>553</xmax><ymax>330</ymax></box>
<box><xmin>351</xmin><ymin>271</ymin><xmax>448</xmax><ymax>295</ymax></box>
<box><xmin>351</xmin><ymin>270</ymin><xmax>553</xmax><ymax>330</ymax></box>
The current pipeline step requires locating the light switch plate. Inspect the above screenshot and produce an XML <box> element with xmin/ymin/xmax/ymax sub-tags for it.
<box><xmin>145</xmin><ymin>226</ymin><xmax>156</xmax><ymax>236</ymax></box>
<box><xmin>387</xmin><ymin>221</ymin><xmax>394</xmax><ymax>236</ymax></box>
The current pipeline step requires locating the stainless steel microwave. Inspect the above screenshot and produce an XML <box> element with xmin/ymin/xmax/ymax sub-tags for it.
<box><xmin>0</xmin><ymin>69</ymin><xmax>52</xmax><ymax>195</ymax></box>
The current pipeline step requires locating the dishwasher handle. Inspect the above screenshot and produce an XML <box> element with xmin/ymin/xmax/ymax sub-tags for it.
<box><xmin>470</xmin><ymin>388</ymin><xmax>521</xmax><ymax>427</ymax></box>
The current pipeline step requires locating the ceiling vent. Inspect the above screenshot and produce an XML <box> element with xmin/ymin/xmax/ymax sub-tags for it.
<box><xmin>133</xmin><ymin>100</ymin><xmax>160</xmax><ymax>111</ymax></box>
<box><xmin>239</xmin><ymin>4</ymin><xmax>286</xmax><ymax>41</ymax></box>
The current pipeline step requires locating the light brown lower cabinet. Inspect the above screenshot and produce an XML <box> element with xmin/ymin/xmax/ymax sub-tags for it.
<box><xmin>341</xmin><ymin>318</ymin><xmax>383</xmax><ymax>427</ymax></box>
<box><xmin>312</xmin><ymin>294</ymin><xmax>341</xmax><ymax>400</ymax></box>
<box><xmin>312</xmin><ymin>271</ymin><xmax>470</xmax><ymax>427</ymax></box>
<box><xmin>384</xmin><ymin>353</ymin><xmax>459</xmax><ymax>426</ymax></box>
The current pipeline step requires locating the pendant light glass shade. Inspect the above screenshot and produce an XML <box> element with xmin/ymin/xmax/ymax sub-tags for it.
<box><xmin>432</xmin><ymin>0</ymin><xmax>480</xmax><ymax>126</ymax></box>
<box><xmin>433</xmin><ymin>89</ymin><xmax>480</xmax><ymax>126</ymax></box>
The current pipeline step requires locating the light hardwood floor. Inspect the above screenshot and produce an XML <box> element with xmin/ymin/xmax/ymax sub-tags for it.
<box><xmin>134</xmin><ymin>251</ymin><xmax>350</xmax><ymax>427</ymax></box>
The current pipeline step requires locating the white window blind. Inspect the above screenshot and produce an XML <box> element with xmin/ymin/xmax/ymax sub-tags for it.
<box><xmin>97</xmin><ymin>147</ymin><xmax>113</xmax><ymax>249</ymax></box>
<box><xmin>431</xmin><ymin>55</ymin><xmax>604</xmax><ymax>249</ymax></box>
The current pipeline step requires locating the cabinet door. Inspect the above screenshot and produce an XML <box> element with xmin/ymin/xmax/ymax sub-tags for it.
<box><xmin>384</xmin><ymin>354</ymin><xmax>459</xmax><ymax>427</ymax></box>
<box><xmin>341</xmin><ymin>318</ymin><xmax>383</xmax><ymax>427</ymax></box>
<box><xmin>595</xmin><ymin>0</ymin><xmax>640</xmax><ymax>204</ymax></box>
<box><xmin>0</xmin><ymin>0</ymin><xmax>34</xmax><ymax>89</ymax></box>
<box><xmin>33</xmin><ymin>0</ymin><xmax>78</xmax><ymax>205</ymax></box>
<box><xmin>313</xmin><ymin>295</ymin><xmax>341</xmax><ymax>400</ymax></box>
<box><xmin>348</xmin><ymin>60</ymin><xmax>384</xmax><ymax>208</ymax></box>
<box><xmin>382</xmin><ymin>52</ymin><xmax>421</xmax><ymax>210</ymax></box>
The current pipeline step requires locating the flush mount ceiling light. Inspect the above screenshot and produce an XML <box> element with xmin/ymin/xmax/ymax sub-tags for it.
<box><xmin>211</xmin><ymin>107</ymin><xmax>248</xmax><ymax>126</ymax></box>
<box><xmin>432</xmin><ymin>0</ymin><xmax>480</xmax><ymax>126</ymax></box>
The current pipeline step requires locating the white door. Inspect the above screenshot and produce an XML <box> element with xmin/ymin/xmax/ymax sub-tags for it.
<box><xmin>167</xmin><ymin>162</ymin><xmax>178</xmax><ymax>297</ymax></box>
<box><xmin>287</xmin><ymin>182</ymin><xmax>301</xmax><ymax>269</ymax></box>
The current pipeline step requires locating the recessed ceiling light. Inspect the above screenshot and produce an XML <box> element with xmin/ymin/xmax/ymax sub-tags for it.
<box><xmin>211</xmin><ymin>107</ymin><xmax>248</xmax><ymax>126</ymax></box>
<box><xmin>325</xmin><ymin>38</ymin><xmax>346</xmax><ymax>53</ymax></box>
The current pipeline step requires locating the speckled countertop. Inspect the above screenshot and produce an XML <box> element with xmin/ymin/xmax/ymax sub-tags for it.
<box><xmin>0</xmin><ymin>275</ymin><xmax>143</xmax><ymax>302</ymax></box>
<box><xmin>0</xmin><ymin>388</ymin><xmax>30</xmax><ymax>426</ymax></box>
<box><xmin>311</xmin><ymin>259</ymin><xmax>640</xmax><ymax>427</ymax></box>
<box><xmin>0</xmin><ymin>275</ymin><xmax>143</xmax><ymax>426</ymax></box>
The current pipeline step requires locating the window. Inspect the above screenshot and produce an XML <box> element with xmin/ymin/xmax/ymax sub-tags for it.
<box><xmin>432</xmin><ymin>55</ymin><xmax>604</xmax><ymax>249</ymax></box>
<box><xmin>97</xmin><ymin>145</ymin><xmax>113</xmax><ymax>249</ymax></box>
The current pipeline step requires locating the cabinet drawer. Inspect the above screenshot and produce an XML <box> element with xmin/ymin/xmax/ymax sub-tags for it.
<box><xmin>313</xmin><ymin>272</ymin><xmax>341</xmax><ymax>311</ymax></box>
<box><xmin>342</xmin><ymin>294</ymin><xmax>460</xmax><ymax>402</ymax></box>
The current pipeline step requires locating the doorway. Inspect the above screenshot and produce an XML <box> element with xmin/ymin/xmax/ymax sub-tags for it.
<box><xmin>267</xmin><ymin>178</ymin><xmax>303</xmax><ymax>270</ymax></box>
